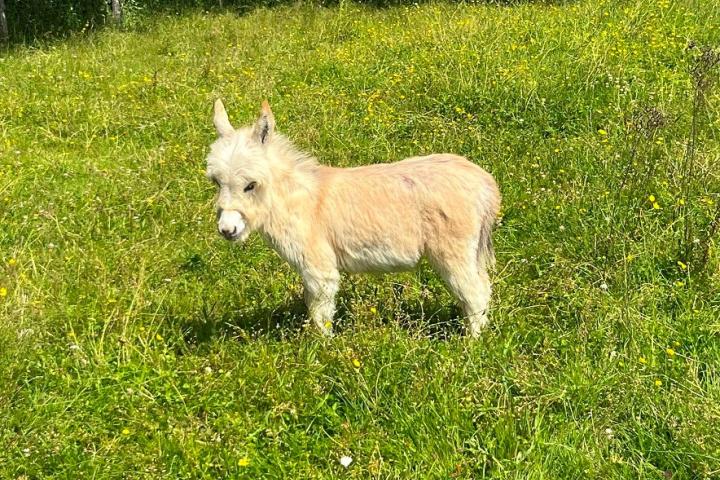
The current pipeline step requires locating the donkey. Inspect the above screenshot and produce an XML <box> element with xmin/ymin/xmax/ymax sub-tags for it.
<box><xmin>206</xmin><ymin>100</ymin><xmax>501</xmax><ymax>337</ymax></box>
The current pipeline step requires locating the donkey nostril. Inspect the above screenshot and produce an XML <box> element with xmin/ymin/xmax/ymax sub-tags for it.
<box><xmin>219</xmin><ymin>225</ymin><xmax>239</xmax><ymax>239</ymax></box>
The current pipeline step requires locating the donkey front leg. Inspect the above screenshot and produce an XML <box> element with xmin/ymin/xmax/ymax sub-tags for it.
<box><xmin>302</xmin><ymin>270</ymin><xmax>340</xmax><ymax>336</ymax></box>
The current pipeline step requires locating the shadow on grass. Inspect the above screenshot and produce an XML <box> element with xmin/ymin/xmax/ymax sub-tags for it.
<box><xmin>175</xmin><ymin>288</ymin><xmax>466</xmax><ymax>348</ymax></box>
<box><xmin>176</xmin><ymin>296</ymin><xmax>310</xmax><ymax>346</ymax></box>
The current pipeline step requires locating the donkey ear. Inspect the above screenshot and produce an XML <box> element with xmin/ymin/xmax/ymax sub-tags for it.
<box><xmin>253</xmin><ymin>100</ymin><xmax>275</xmax><ymax>145</ymax></box>
<box><xmin>213</xmin><ymin>99</ymin><xmax>235</xmax><ymax>137</ymax></box>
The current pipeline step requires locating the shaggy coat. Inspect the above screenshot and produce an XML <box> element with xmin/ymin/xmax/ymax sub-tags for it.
<box><xmin>206</xmin><ymin>100</ymin><xmax>501</xmax><ymax>336</ymax></box>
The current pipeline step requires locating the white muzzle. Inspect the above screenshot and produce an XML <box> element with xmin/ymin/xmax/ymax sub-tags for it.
<box><xmin>217</xmin><ymin>210</ymin><xmax>246</xmax><ymax>241</ymax></box>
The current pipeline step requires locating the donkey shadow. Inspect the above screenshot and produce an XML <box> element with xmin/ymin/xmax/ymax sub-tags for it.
<box><xmin>178</xmin><ymin>297</ymin><xmax>309</xmax><ymax>346</ymax></box>
<box><xmin>179</xmin><ymin>286</ymin><xmax>465</xmax><ymax>347</ymax></box>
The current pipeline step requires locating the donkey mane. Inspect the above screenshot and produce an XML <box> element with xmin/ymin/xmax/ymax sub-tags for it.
<box><xmin>267</xmin><ymin>133</ymin><xmax>319</xmax><ymax>171</ymax></box>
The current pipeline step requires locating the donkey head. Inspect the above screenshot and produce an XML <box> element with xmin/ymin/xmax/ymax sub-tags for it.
<box><xmin>205</xmin><ymin>99</ymin><xmax>276</xmax><ymax>242</ymax></box>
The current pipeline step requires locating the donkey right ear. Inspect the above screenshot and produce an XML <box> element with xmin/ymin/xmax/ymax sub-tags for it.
<box><xmin>252</xmin><ymin>100</ymin><xmax>275</xmax><ymax>145</ymax></box>
<box><xmin>213</xmin><ymin>99</ymin><xmax>235</xmax><ymax>137</ymax></box>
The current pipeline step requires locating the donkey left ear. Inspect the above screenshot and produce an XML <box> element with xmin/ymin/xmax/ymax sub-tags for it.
<box><xmin>253</xmin><ymin>100</ymin><xmax>275</xmax><ymax>145</ymax></box>
<box><xmin>213</xmin><ymin>99</ymin><xmax>235</xmax><ymax>138</ymax></box>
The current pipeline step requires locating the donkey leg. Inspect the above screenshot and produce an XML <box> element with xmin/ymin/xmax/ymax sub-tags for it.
<box><xmin>432</xmin><ymin>255</ymin><xmax>492</xmax><ymax>338</ymax></box>
<box><xmin>463</xmin><ymin>268</ymin><xmax>492</xmax><ymax>337</ymax></box>
<box><xmin>303</xmin><ymin>271</ymin><xmax>340</xmax><ymax>336</ymax></box>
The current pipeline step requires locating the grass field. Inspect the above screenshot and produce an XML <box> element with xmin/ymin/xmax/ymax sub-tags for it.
<box><xmin>2</xmin><ymin>0</ymin><xmax>720</xmax><ymax>478</ymax></box>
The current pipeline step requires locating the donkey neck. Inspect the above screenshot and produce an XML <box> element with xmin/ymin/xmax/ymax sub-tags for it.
<box><xmin>259</xmin><ymin>162</ymin><xmax>320</xmax><ymax>269</ymax></box>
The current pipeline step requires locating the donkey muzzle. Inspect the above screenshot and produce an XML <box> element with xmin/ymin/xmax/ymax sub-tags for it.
<box><xmin>217</xmin><ymin>210</ymin><xmax>246</xmax><ymax>241</ymax></box>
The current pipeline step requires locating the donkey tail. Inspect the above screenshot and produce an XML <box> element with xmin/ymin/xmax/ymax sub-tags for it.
<box><xmin>477</xmin><ymin>220</ymin><xmax>496</xmax><ymax>273</ymax></box>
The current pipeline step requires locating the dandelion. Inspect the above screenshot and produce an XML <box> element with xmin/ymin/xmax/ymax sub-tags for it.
<box><xmin>654</xmin><ymin>379</ymin><xmax>662</xmax><ymax>387</ymax></box>
<box><xmin>677</xmin><ymin>261</ymin><xmax>687</xmax><ymax>270</ymax></box>
<box><xmin>370</xmin><ymin>306</ymin><xmax>377</xmax><ymax>314</ymax></box>
<box><xmin>666</xmin><ymin>348</ymin><xmax>675</xmax><ymax>357</ymax></box>
<box><xmin>324</xmin><ymin>321</ymin><xmax>332</xmax><ymax>330</ymax></box>
<box><xmin>238</xmin><ymin>457</ymin><xmax>250</xmax><ymax>467</ymax></box>
<box><xmin>648</xmin><ymin>195</ymin><xmax>656</xmax><ymax>202</ymax></box>
<box><xmin>0</xmin><ymin>287</ymin><xmax>6</xmax><ymax>297</ymax></box>
<box><xmin>639</xmin><ymin>356</ymin><xmax>647</xmax><ymax>364</ymax></box>
<box><xmin>653</xmin><ymin>202</ymin><xmax>661</xmax><ymax>210</ymax></box>
<box><xmin>121</xmin><ymin>428</ymin><xmax>130</xmax><ymax>435</ymax></box>
<box><xmin>155</xmin><ymin>333</ymin><xmax>163</xmax><ymax>341</ymax></box>
<box><xmin>352</xmin><ymin>358</ymin><xmax>361</xmax><ymax>368</ymax></box>
<box><xmin>598</xmin><ymin>129</ymin><xmax>608</xmax><ymax>135</ymax></box>
<box><xmin>7</xmin><ymin>258</ymin><xmax>16</xmax><ymax>266</ymax></box>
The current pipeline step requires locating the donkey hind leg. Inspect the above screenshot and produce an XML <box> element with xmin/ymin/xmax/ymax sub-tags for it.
<box><xmin>433</xmin><ymin>256</ymin><xmax>492</xmax><ymax>338</ymax></box>
<box><xmin>303</xmin><ymin>271</ymin><xmax>340</xmax><ymax>336</ymax></box>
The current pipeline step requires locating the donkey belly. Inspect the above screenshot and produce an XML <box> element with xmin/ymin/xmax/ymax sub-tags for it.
<box><xmin>336</xmin><ymin>243</ymin><xmax>421</xmax><ymax>273</ymax></box>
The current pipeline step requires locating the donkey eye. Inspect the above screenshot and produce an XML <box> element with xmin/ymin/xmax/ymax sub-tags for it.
<box><xmin>210</xmin><ymin>177</ymin><xmax>220</xmax><ymax>188</ymax></box>
<box><xmin>244</xmin><ymin>181</ymin><xmax>257</xmax><ymax>192</ymax></box>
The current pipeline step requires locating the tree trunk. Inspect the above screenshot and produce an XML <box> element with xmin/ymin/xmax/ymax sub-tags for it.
<box><xmin>0</xmin><ymin>0</ymin><xmax>8</xmax><ymax>43</ymax></box>
<box><xmin>110</xmin><ymin>0</ymin><xmax>122</xmax><ymax>25</ymax></box>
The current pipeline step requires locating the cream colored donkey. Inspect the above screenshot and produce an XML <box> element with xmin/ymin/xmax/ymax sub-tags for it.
<box><xmin>206</xmin><ymin>100</ymin><xmax>501</xmax><ymax>337</ymax></box>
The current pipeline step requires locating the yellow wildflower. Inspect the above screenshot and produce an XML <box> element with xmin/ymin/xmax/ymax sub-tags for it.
<box><xmin>648</xmin><ymin>195</ymin><xmax>656</xmax><ymax>202</ymax></box>
<box><xmin>352</xmin><ymin>358</ymin><xmax>361</xmax><ymax>368</ymax></box>
<box><xmin>666</xmin><ymin>348</ymin><xmax>675</xmax><ymax>357</ymax></box>
<box><xmin>639</xmin><ymin>356</ymin><xmax>647</xmax><ymax>364</ymax></box>
<box><xmin>7</xmin><ymin>258</ymin><xmax>16</xmax><ymax>266</ymax></box>
<box><xmin>598</xmin><ymin>129</ymin><xmax>608</xmax><ymax>135</ymax></box>
<box><xmin>155</xmin><ymin>333</ymin><xmax>163</xmax><ymax>341</ymax></box>
<box><xmin>121</xmin><ymin>428</ymin><xmax>130</xmax><ymax>435</ymax></box>
<box><xmin>370</xmin><ymin>306</ymin><xmax>377</xmax><ymax>314</ymax></box>
<box><xmin>677</xmin><ymin>261</ymin><xmax>687</xmax><ymax>270</ymax></box>
<box><xmin>238</xmin><ymin>457</ymin><xmax>250</xmax><ymax>467</ymax></box>
<box><xmin>654</xmin><ymin>379</ymin><xmax>662</xmax><ymax>387</ymax></box>
<box><xmin>0</xmin><ymin>287</ymin><xmax>6</xmax><ymax>297</ymax></box>
<box><xmin>652</xmin><ymin>202</ymin><xmax>660</xmax><ymax>210</ymax></box>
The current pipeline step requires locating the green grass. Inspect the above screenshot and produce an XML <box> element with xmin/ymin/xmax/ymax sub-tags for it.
<box><xmin>2</xmin><ymin>1</ymin><xmax>720</xmax><ymax>478</ymax></box>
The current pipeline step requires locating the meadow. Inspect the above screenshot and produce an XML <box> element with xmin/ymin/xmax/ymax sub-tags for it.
<box><xmin>1</xmin><ymin>0</ymin><xmax>720</xmax><ymax>478</ymax></box>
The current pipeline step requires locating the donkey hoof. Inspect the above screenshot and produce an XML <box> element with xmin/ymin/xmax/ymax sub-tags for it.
<box><xmin>308</xmin><ymin>320</ymin><xmax>333</xmax><ymax>337</ymax></box>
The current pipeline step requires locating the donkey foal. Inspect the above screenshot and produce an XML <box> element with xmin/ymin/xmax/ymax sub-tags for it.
<box><xmin>206</xmin><ymin>100</ymin><xmax>501</xmax><ymax>337</ymax></box>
